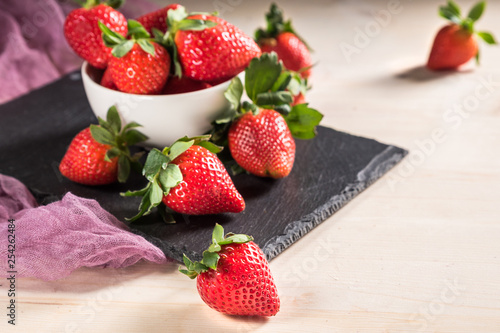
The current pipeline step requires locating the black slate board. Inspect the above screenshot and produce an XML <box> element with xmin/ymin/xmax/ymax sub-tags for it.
<box><xmin>0</xmin><ymin>71</ymin><xmax>407</xmax><ymax>263</ymax></box>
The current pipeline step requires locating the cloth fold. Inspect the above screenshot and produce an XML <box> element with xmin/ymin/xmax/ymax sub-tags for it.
<box><xmin>0</xmin><ymin>174</ymin><xmax>168</xmax><ymax>281</ymax></box>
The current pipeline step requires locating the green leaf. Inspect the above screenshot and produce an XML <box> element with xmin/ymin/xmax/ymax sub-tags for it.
<box><xmin>271</xmin><ymin>72</ymin><xmax>292</xmax><ymax>92</ymax></box>
<box><xmin>117</xmin><ymin>154</ymin><xmax>130</xmax><ymax>183</ymax></box>
<box><xmin>477</xmin><ymin>31</ymin><xmax>497</xmax><ymax>44</ymax></box>
<box><xmin>158</xmin><ymin>164</ymin><xmax>183</xmax><ymax>191</ymax></box>
<box><xmin>178</xmin><ymin>268</ymin><xmax>198</xmax><ymax>279</ymax></box>
<box><xmin>106</xmin><ymin>0</ymin><xmax>124</xmax><ymax>10</ymax></box>
<box><xmin>177</xmin><ymin>19</ymin><xmax>217</xmax><ymax>31</ymax></box>
<box><xmin>105</xmin><ymin>147</ymin><xmax>121</xmax><ymax>162</ymax></box>
<box><xmin>127</xmin><ymin>19</ymin><xmax>150</xmax><ymax>39</ymax></box>
<box><xmin>112</xmin><ymin>40</ymin><xmax>135</xmax><ymax>58</ymax></box>
<box><xmin>143</xmin><ymin>148</ymin><xmax>169</xmax><ymax>181</ymax></box>
<box><xmin>285</xmin><ymin>104</ymin><xmax>324</xmax><ymax>140</ymax></box>
<box><xmin>202</xmin><ymin>251</ymin><xmax>220</xmax><ymax>270</ymax></box>
<box><xmin>224</xmin><ymin>76</ymin><xmax>244</xmax><ymax>110</ymax></box>
<box><xmin>273</xmin><ymin>104</ymin><xmax>291</xmax><ymax>116</ymax></box>
<box><xmin>106</xmin><ymin>105</ymin><xmax>122</xmax><ymax>134</ymax></box>
<box><xmin>123</xmin><ymin>129</ymin><xmax>148</xmax><ymax>146</ymax></box>
<box><xmin>196</xmin><ymin>140</ymin><xmax>223</xmax><ymax>154</ymax></box>
<box><xmin>125</xmin><ymin>186</ymin><xmax>152</xmax><ymax>221</ymax></box>
<box><xmin>182</xmin><ymin>254</ymin><xmax>194</xmax><ymax>270</ymax></box>
<box><xmin>212</xmin><ymin>223</ymin><xmax>224</xmax><ymax>243</ymax></box>
<box><xmin>219</xmin><ymin>234</ymin><xmax>254</xmax><ymax>244</ymax></box>
<box><xmin>122</xmin><ymin>121</ymin><xmax>143</xmax><ymax>132</ymax></box>
<box><xmin>255</xmin><ymin>91</ymin><xmax>293</xmax><ymax>107</ymax></box>
<box><xmin>90</xmin><ymin>124</ymin><xmax>115</xmax><ymax>145</ymax></box>
<box><xmin>97</xmin><ymin>21</ymin><xmax>126</xmax><ymax>46</ymax></box>
<box><xmin>167</xmin><ymin>6</ymin><xmax>189</xmax><ymax>28</ymax></box>
<box><xmin>150</xmin><ymin>181</ymin><xmax>164</xmax><ymax>207</ymax></box>
<box><xmin>467</xmin><ymin>1</ymin><xmax>485</xmax><ymax>22</ymax></box>
<box><xmin>207</xmin><ymin>242</ymin><xmax>221</xmax><ymax>252</ymax></box>
<box><xmin>447</xmin><ymin>1</ymin><xmax>461</xmax><ymax>17</ymax></box>
<box><xmin>438</xmin><ymin>3</ymin><xmax>461</xmax><ymax>24</ymax></box>
<box><xmin>137</xmin><ymin>39</ymin><xmax>155</xmax><ymax>56</ymax></box>
<box><xmin>167</xmin><ymin>140</ymin><xmax>194</xmax><ymax>161</ymax></box>
<box><xmin>245</xmin><ymin>52</ymin><xmax>283</xmax><ymax>102</ymax></box>
<box><xmin>121</xmin><ymin>184</ymin><xmax>150</xmax><ymax>197</ymax></box>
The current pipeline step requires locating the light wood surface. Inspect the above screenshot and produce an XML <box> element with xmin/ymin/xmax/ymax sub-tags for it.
<box><xmin>2</xmin><ymin>0</ymin><xmax>500</xmax><ymax>332</ymax></box>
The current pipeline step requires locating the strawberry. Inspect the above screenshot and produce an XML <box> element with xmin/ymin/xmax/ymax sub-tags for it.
<box><xmin>59</xmin><ymin>106</ymin><xmax>148</xmax><ymax>185</ymax></box>
<box><xmin>123</xmin><ymin>136</ymin><xmax>245</xmax><ymax>220</ymax></box>
<box><xmin>136</xmin><ymin>3</ymin><xmax>181</xmax><ymax>34</ymax></box>
<box><xmin>156</xmin><ymin>6</ymin><xmax>261</xmax><ymax>82</ymax></box>
<box><xmin>100</xmin><ymin>20</ymin><xmax>171</xmax><ymax>95</ymax></box>
<box><xmin>210</xmin><ymin>53</ymin><xmax>322</xmax><ymax>179</ymax></box>
<box><xmin>100</xmin><ymin>67</ymin><xmax>117</xmax><ymax>90</ymax></box>
<box><xmin>180</xmin><ymin>224</ymin><xmax>280</xmax><ymax>317</ymax></box>
<box><xmin>229</xmin><ymin>109</ymin><xmax>295</xmax><ymax>178</ymax></box>
<box><xmin>162</xmin><ymin>75</ymin><xmax>212</xmax><ymax>95</ymax></box>
<box><xmin>64</xmin><ymin>0</ymin><xmax>127</xmax><ymax>69</ymax></box>
<box><xmin>255</xmin><ymin>4</ymin><xmax>312</xmax><ymax>78</ymax></box>
<box><xmin>427</xmin><ymin>1</ymin><xmax>497</xmax><ymax>71</ymax></box>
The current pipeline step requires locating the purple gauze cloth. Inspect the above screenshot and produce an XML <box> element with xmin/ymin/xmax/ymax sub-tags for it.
<box><xmin>0</xmin><ymin>0</ymin><xmax>160</xmax><ymax>104</ymax></box>
<box><xmin>0</xmin><ymin>174</ymin><xmax>169</xmax><ymax>281</ymax></box>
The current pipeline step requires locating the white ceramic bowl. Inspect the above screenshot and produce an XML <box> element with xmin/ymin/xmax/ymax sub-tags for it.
<box><xmin>81</xmin><ymin>62</ymin><xmax>232</xmax><ymax>148</ymax></box>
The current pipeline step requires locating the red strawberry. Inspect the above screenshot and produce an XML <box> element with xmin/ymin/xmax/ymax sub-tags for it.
<box><xmin>160</xmin><ymin>6</ymin><xmax>261</xmax><ymax>82</ymax></box>
<box><xmin>100</xmin><ymin>67</ymin><xmax>117</xmax><ymax>90</ymax></box>
<box><xmin>109</xmin><ymin>42</ymin><xmax>170</xmax><ymax>94</ymax></box>
<box><xmin>124</xmin><ymin>136</ymin><xmax>245</xmax><ymax>220</ymax></box>
<box><xmin>100</xmin><ymin>20</ymin><xmax>171</xmax><ymax>95</ymax></box>
<box><xmin>180</xmin><ymin>224</ymin><xmax>280</xmax><ymax>317</ymax></box>
<box><xmin>59</xmin><ymin>106</ymin><xmax>147</xmax><ymax>185</ymax></box>
<box><xmin>64</xmin><ymin>2</ymin><xmax>127</xmax><ymax>69</ymax></box>
<box><xmin>427</xmin><ymin>1</ymin><xmax>496</xmax><ymax>71</ymax></box>
<box><xmin>137</xmin><ymin>3</ymin><xmax>180</xmax><ymax>34</ymax></box>
<box><xmin>162</xmin><ymin>75</ymin><xmax>212</xmax><ymax>94</ymax></box>
<box><xmin>209</xmin><ymin>53</ymin><xmax>322</xmax><ymax>179</ymax></box>
<box><xmin>229</xmin><ymin>109</ymin><xmax>295</xmax><ymax>179</ymax></box>
<box><xmin>255</xmin><ymin>4</ymin><xmax>312</xmax><ymax>78</ymax></box>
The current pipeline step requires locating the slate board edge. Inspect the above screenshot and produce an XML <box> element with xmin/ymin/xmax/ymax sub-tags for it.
<box><xmin>261</xmin><ymin>145</ymin><xmax>408</xmax><ymax>261</ymax></box>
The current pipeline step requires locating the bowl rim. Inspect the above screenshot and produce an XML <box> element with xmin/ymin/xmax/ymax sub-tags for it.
<box><xmin>81</xmin><ymin>61</ymin><xmax>237</xmax><ymax>98</ymax></box>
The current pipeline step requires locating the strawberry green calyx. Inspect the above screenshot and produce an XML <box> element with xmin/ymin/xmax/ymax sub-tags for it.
<box><xmin>122</xmin><ymin>135</ymin><xmax>222</xmax><ymax>221</ymax></box>
<box><xmin>74</xmin><ymin>0</ymin><xmax>124</xmax><ymax>9</ymax></box>
<box><xmin>179</xmin><ymin>224</ymin><xmax>253</xmax><ymax>279</ymax></box>
<box><xmin>211</xmin><ymin>52</ymin><xmax>322</xmax><ymax>144</ymax></box>
<box><xmin>99</xmin><ymin>20</ymin><xmax>157</xmax><ymax>58</ymax></box>
<box><xmin>90</xmin><ymin>106</ymin><xmax>148</xmax><ymax>183</ymax></box>
<box><xmin>151</xmin><ymin>6</ymin><xmax>217</xmax><ymax>78</ymax></box>
<box><xmin>255</xmin><ymin>2</ymin><xmax>311</xmax><ymax>50</ymax></box>
<box><xmin>438</xmin><ymin>1</ymin><xmax>496</xmax><ymax>60</ymax></box>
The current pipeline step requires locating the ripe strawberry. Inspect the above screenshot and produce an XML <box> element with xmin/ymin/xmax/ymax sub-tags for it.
<box><xmin>229</xmin><ymin>109</ymin><xmax>295</xmax><ymax>179</ymax></box>
<box><xmin>255</xmin><ymin>4</ymin><xmax>312</xmax><ymax>78</ymax></box>
<box><xmin>162</xmin><ymin>75</ymin><xmax>212</xmax><ymax>94</ymax></box>
<box><xmin>427</xmin><ymin>1</ymin><xmax>497</xmax><ymax>71</ymax></box>
<box><xmin>180</xmin><ymin>224</ymin><xmax>280</xmax><ymax>317</ymax></box>
<box><xmin>100</xmin><ymin>20</ymin><xmax>171</xmax><ymax>95</ymax></box>
<box><xmin>64</xmin><ymin>1</ymin><xmax>127</xmax><ymax>69</ymax></box>
<box><xmin>59</xmin><ymin>106</ymin><xmax>148</xmax><ymax>185</ymax></box>
<box><xmin>209</xmin><ymin>53</ymin><xmax>322</xmax><ymax>178</ymax></box>
<box><xmin>123</xmin><ymin>136</ymin><xmax>245</xmax><ymax>220</ymax></box>
<box><xmin>137</xmin><ymin>3</ymin><xmax>180</xmax><ymax>34</ymax></box>
<box><xmin>100</xmin><ymin>67</ymin><xmax>117</xmax><ymax>90</ymax></box>
<box><xmin>156</xmin><ymin>6</ymin><xmax>261</xmax><ymax>82</ymax></box>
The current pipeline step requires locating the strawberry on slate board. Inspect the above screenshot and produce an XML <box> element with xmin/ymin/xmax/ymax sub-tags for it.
<box><xmin>180</xmin><ymin>224</ymin><xmax>280</xmax><ymax>317</ymax></box>
<box><xmin>137</xmin><ymin>3</ymin><xmax>181</xmax><ymax>34</ymax></box>
<box><xmin>59</xmin><ymin>106</ymin><xmax>148</xmax><ymax>186</ymax></box>
<box><xmin>64</xmin><ymin>0</ymin><xmax>127</xmax><ymax>69</ymax></box>
<box><xmin>210</xmin><ymin>52</ymin><xmax>323</xmax><ymax>179</ymax></box>
<box><xmin>99</xmin><ymin>20</ymin><xmax>171</xmax><ymax>95</ymax></box>
<box><xmin>154</xmin><ymin>5</ymin><xmax>262</xmax><ymax>83</ymax></box>
<box><xmin>427</xmin><ymin>1</ymin><xmax>497</xmax><ymax>71</ymax></box>
<box><xmin>123</xmin><ymin>136</ymin><xmax>245</xmax><ymax>221</ymax></box>
<box><xmin>255</xmin><ymin>3</ymin><xmax>312</xmax><ymax>78</ymax></box>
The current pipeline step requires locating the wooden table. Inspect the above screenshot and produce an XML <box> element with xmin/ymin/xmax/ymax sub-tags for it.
<box><xmin>2</xmin><ymin>0</ymin><xmax>500</xmax><ymax>331</ymax></box>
